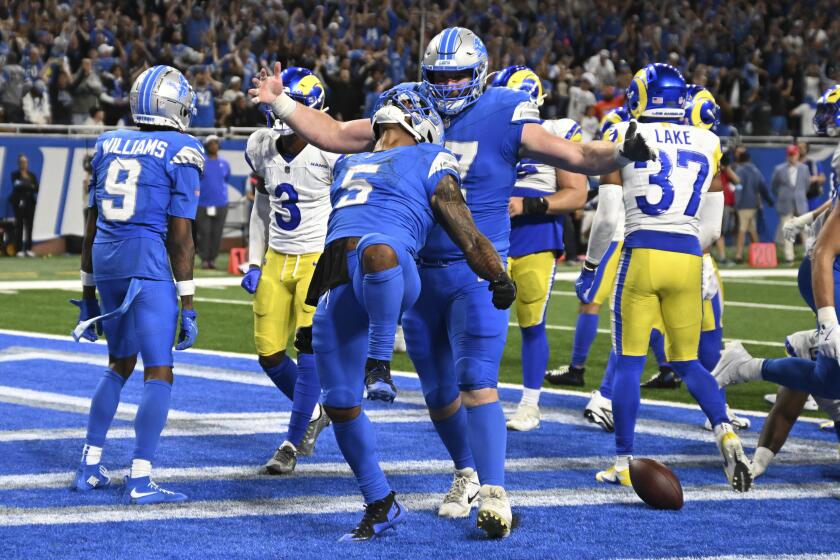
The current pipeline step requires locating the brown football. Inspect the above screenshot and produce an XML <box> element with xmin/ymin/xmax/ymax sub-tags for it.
<box><xmin>629</xmin><ymin>458</ymin><xmax>684</xmax><ymax>510</ymax></box>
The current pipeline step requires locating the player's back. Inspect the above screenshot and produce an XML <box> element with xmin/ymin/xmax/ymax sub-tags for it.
<box><xmin>614</xmin><ymin>120</ymin><xmax>721</xmax><ymax>254</ymax></box>
<box><xmin>89</xmin><ymin>128</ymin><xmax>204</xmax><ymax>280</ymax></box>
<box><xmin>326</xmin><ymin>143</ymin><xmax>459</xmax><ymax>255</ymax></box>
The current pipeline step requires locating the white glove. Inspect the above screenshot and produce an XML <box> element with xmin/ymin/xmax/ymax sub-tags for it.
<box><xmin>816</xmin><ymin>307</ymin><xmax>840</xmax><ymax>363</ymax></box>
<box><xmin>783</xmin><ymin>213</ymin><xmax>814</xmax><ymax>243</ymax></box>
<box><xmin>701</xmin><ymin>254</ymin><xmax>719</xmax><ymax>301</ymax></box>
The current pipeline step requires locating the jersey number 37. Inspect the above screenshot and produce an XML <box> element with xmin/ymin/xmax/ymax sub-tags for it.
<box><xmin>634</xmin><ymin>149</ymin><xmax>709</xmax><ymax>217</ymax></box>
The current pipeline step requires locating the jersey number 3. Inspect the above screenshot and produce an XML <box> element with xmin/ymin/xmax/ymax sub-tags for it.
<box><xmin>634</xmin><ymin>149</ymin><xmax>709</xmax><ymax>217</ymax></box>
<box><xmin>274</xmin><ymin>183</ymin><xmax>301</xmax><ymax>231</ymax></box>
<box><xmin>102</xmin><ymin>158</ymin><xmax>142</xmax><ymax>221</ymax></box>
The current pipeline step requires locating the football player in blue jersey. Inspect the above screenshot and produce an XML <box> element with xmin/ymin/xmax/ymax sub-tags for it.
<box><xmin>249</xmin><ymin>27</ymin><xmax>655</xmax><ymax>538</ymax></box>
<box><xmin>306</xmin><ymin>86</ymin><xmax>514</xmax><ymax>541</ymax></box>
<box><xmin>70</xmin><ymin>65</ymin><xmax>205</xmax><ymax>504</ymax></box>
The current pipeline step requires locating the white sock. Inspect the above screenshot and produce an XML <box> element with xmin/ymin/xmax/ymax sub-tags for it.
<box><xmin>745</xmin><ymin>358</ymin><xmax>765</xmax><ymax>381</ymax></box>
<box><xmin>752</xmin><ymin>446</ymin><xmax>775</xmax><ymax>477</ymax></box>
<box><xmin>83</xmin><ymin>444</ymin><xmax>102</xmax><ymax>466</ymax></box>
<box><xmin>520</xmin><ymin>388</ymin><xmax>540</xmax><ymax>407</ymax></box>
<box><xmin>309</xmin><ymin>403</ymin><xmax>322</xmax><ymax>422</ymax></box>
<box><xmin>130</xmin><ymin>459</ymin><xmax>152</xmax><ymax>479</ymax></box>
<box><xmin>615</xmin><ymin>454</ymin><xmax>631</xmax><ymax>470</ymax></box>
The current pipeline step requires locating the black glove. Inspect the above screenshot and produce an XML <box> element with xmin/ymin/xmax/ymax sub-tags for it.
<box><xmin>488</xmin><ymin>272</ymin><xmax>516</xmax><ymax>310</ymax></box>
<box><xmin>522</xmin><ymin>196</ymin><xmax>549</xmax><ymax>215</ymax></box>
<box><xmin>619</xmin><ymin>120</ymin><xmax>657</xmax><ymax>163</ymax></box>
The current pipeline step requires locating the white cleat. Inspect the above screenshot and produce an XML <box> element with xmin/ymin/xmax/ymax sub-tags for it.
<box><xmin>712</xmin><ymin>341</ymin><xmax>760</xmax><ymax>388</ymax></box>
<box><xmin>804</xmin><ymin>395</ymin><xmax>819</xmax><ymax>411</ymax></box>
<box><xmin>704</xmin><ymin>405</ymin><xmax>751</xmax><ymax>431</ymax></box>
<box><xmin>784</xmin><ymin>329</ymin><xmax>819</xmax><ymax>359</ymax></box>
<box><xmin>764</xmin><ymin>393</ymin><xmax>777</xmax><ymax>405</ymax></box>
<box><xmin>476</xmin><ymin>485</ymin><xmax>512</xmax><ymax>538</ymax></box>
<box><xmin>393</xmin><ymin>325</ymin><xmax>407</xmax><ymax>353</ymax></box>
<box><xmin>715</xmin><ymin>424</ymin><xmax>753</xmax><ymax>492</ymax></box>
<box><xmin>437</xmin><ymin>467</ymin><xmax>480</xmax><ymax>518</ymax></box>
<box><xmin>584</xmin><ymin>390</ymin><xmax>614</xmax><ymax>432</ymax></box>
<box><xmin>506</xmin><ymin>403</ymin><xmax>540</xmax><ymax>431</ymax></box>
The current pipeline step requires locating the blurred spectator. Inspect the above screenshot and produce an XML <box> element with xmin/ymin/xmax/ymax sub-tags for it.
<box><xmin>732</xmin><ymin>147</ymin><xmax>774</xmax><ymax>263</ymax></box>
<box><xmin>9</xmin><ymin>154</ymin><xmax>38</xmax><ymax>257</ymax></box>
<box><xmin>797</xmin><ymin>140</ymin><xmax>826</xmax><ymax>209</ymax></box>
<box><xmin>83</xmin><ymin>106</ymin><xmax>105</xmax><ymax>130</ymax></box>
<box><xmin>22</xmin><ymin>80</ymin><xmax>51</xmax><ymax>125</ymax></box>
<box><xmin>772</xmin><ymin>145</ymin><xmax>810</xmax><ymax>264</ymax></box>
<box><xmin>99</xmin><ymin>65</ymin><xmax>130</xmax><ymax>125</ymax></box>
<box><xmin>196</xmin><ymin>135</ymin><xmax>230</xmax><ymax>270</ymax></box>
<box><xmin>584</xmin><ymin>49</ymin><xmax>615</xmax><ymax>87</ymax></box>
<box><xmin>71</xmin><ymin>58</ymin><xmax>103</xmax><ymax>125</ymax></box>
<box><xmin>192</xmin><ymin>67</ymin><xmax>221</xmax><ymax>128</ymax></box>
<box><xmin>580</xmin><ymin>105</ymin><xmax>599</xmax><ymax>142</ymax></box>
<box><xmin>1</xmin><ymin>52</ymin><xmax>25</xmax><ymax>123</ymax></box>
<box><xmin>714</xmin><ymin>152</ymin><xmax>740</xmax><ymax>264</ymax></box>
<box><xmin>567</xmin><ymin>73</ymin><xmax>596</xmax><ymax>124</ymax></box>
<box><xmin>49</xmin><ymin>71</ymin><xmax>74</xmax><ymax>125</ymax></box>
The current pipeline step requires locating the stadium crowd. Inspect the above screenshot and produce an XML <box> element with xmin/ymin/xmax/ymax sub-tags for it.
<box><xmin>1</xmin><ymin>0</ymin><xmax>839</xmax><ymax>135</ymax></box>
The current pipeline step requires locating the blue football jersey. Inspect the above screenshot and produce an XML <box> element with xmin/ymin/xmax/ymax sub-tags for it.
<box><xmin>326</xmin><ymin>143</ymin><xmax>461</xmax><ymax>255</ymax></box>
<box><xmin>420</xmin><ymin>86</ymin><xmax>540</xmax><ymax>260</ymax></box>
<box><xmin>88</xmin><ymin>128</ymin><xmax>205</xmax><ymax>281</ymax></box>
<box><xmin>192</xmin><ymin>85</ymin><xmax>216</xmax><ymax>128</ymax></box>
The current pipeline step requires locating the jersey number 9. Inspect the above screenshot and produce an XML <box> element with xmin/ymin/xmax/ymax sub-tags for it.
<box><xmin>102</xmin><ymin>158</ymin><xmax>142</xmax><ymax>221</ymax></box>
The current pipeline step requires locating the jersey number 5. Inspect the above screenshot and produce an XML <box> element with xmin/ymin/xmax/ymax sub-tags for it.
<box><xmin>102</xmin><ymin>158</ymin><xmax>142</xmax><ymax>221</ymax></box>
<box><xmin>634</xmin><ymin>149</ymin><xmax>709</xmax><ymax>217</ymax></box>
<box><xmin>335</xmin><ymin>164</ymin><xmax>379</xmax><ymax>208</ymax></box>
<box><xmin>274</xmin><ymin>183</ymin><xmax>301</xmax><ymax>231</ymax></box>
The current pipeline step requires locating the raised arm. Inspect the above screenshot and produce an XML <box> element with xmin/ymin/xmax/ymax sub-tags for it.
<box><xmin>520</xmin><ymin>120</ymin><xmax>656</xmax><ymax>175</ymax></box>
<box><xmin>430</xmin><ymin>174</ymin><xmax>515</xmax><ymax>309</ymax></box>
<box><xmin>248</xmin><ymin>62</ymin><xmax>374</xmax><ymax>154</ymax></box>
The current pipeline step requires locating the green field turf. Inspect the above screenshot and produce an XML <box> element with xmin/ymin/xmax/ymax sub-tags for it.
<box><xmin>0</xmin><ymin>254</ymin><xmax>819</xmax><ymax>415</ymax></box>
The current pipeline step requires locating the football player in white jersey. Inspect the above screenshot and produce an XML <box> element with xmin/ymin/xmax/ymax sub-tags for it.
<box><xmin>488</xmin><ymin>66</ymin><xmax>588</xmax><ymax>431</ymax></box>
<box><xmin>241</xmin><ymin>67</ymin><xmax>338</xmax><ymax>474</ymax></box>
<box><xmin>576</xmin><ymin>64</ymin><xmax>752</xmax><ymax>492</ymax></box>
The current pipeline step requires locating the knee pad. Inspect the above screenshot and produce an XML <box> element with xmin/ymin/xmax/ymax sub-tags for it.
<box><xmin>424</xmin><ymin>384</ymin><xmax>460</xmax><ymax>410</ymax></box>
<box><xmin>323</xmin><ymin>387</ymin><xmax>362</xmax><ymax>410</ymax></box>
<box><xmin>294</xmin><ymin>326</ymin><xmax>313</xmax><ymax>354</ymax></box>
<box><xmin>455</xmin><ymin>357</ymin><xmax>497</xmax><ymax>391</ymax></box>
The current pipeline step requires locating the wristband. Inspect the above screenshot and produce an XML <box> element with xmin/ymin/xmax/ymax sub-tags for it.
<box><xmin>177</xmin><ymin>280</ymin><xmax>196</xmax><ymax>297</ymax></box>
<box><xmin>817</xmin><ymin>306</ymin><xmax>838</xmax><ymax>327</ymax></box>
<box><xmin>582</xmin><ymin>260</ymin><xmax>598</xmax><ymax>272</ymax></box>
<box><xmin>81</xmin><ymin>270</ymin><xmax>95</xmax><ymax>287</ymax></box>
<box><xmin>270</xmin><ymin>92</ymin><xmax>298</xmax><ymax>121</ymax></box>
<box><xmin>522</xmin><ymin>196</ymin><xmax>549</xmax><ymax>215</ymax></box>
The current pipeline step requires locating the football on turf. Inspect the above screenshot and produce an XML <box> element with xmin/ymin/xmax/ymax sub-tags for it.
<box><xmin>629</xmin><ymin>458</ymin><xmax>683</xmax><ymax>510</ymax></box>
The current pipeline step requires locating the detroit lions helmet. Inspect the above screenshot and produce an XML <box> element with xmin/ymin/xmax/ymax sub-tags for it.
<box><xmin>269</xmin><ymin>67</ymin><xmax>326</xmax><ymax>135</ymax></box>
<box><xmin>421</xmin><ymin>27</ymin><xmax>488</xmax><ymax>116</ymax></box>
<box><xmin>684</xmin><ymin>85</ymin><xmax>720</xmax><ymax>130</ymax></box>
<box><xmin>599</xmin><ymin>106</ymin><xmax>630</xmax><ymax>140</ymax></box>
<box><xmin>371</xmin><ymin>86</ymin><xmax>445</xmax><ymax>145</ymax></box>
<box><xmin>626</xmin><ymin>63</ymin><xmax>687</xmax><ymax>121</ymax></box>
<box><xmin>814</xmin><ymin>85</ymin><xmax>840</xmax><ymax>136</ymax></box>
<box><xmin>490</xmin><ymin>65</ymin><xmax>546</xmax><ymax>106</ymax></box>
<box><xmin>130</xmin><ymin>65</ymin><xmax>197</xmax><ymax>131</ymax></box>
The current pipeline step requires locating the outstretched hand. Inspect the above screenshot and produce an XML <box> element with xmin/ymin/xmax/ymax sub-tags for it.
<box><xmin>248</xmin><ymin>62</ymin><xmax>286</xmax><ymax>105</ymax></box>
<box><xmin>619</xmin><ymin>120</ymin><xmax>658</xmax><ymax>163</ymax></box>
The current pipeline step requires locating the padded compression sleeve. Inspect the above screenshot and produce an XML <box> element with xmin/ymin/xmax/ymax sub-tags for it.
<box><xmin>248</xmin><ymin>190</ymin><xmax>270</xmax><ymax>266</ymax></box>
<box><xmin>698</xmin><ymin>191</ymin><xmax>724</xmax><ymax>250</ymax></box>
<box><xmin>586</xmin><ymin>184</ymin><xmax>622</xmax><ymax>264</ymax></box>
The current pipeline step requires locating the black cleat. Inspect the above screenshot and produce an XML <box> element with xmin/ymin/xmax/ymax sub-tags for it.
<box><xmin>339</xmin><ymin>491</ymin><xmax>406</xmax><ymax>542</ymax></box>
<box><xmin>545</xmin><ymin>365</ymin><xmax>585</xmax><ymax>387</ymax></box>
<box><xmin>365</xmin><ymin>359</ymin><xmax>397</xmax><ymax>402</ymax></box>
<box><xmin>641</xmin><ymin>366</ymin><xmax>682</xmax><ymax>389</ymax></box>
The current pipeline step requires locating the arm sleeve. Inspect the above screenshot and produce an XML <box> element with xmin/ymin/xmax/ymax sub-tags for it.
<box><xmin>698</xmin><ymin>191</ymin><xmax>725</xmax><ymax>249</ymax></box>
<box><xmin>248</xmin><ymin>190</ymin><xmax>270</xmax><ymax>266</ymax></box>
<box><xmin>168</xmin><ymin>166</ymin><xmax>201</xmax><ymax>219</ymax></box>
<box><xmin>585</xmin><ymin>184</ymin><xmax>623</xmax><ymax>265</ymax></box>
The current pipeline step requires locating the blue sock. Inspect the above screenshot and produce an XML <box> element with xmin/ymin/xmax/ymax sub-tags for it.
<box><xmin>698</xmin><ymin>329</ymin><xmax>723</xmax><ymax>371</ymax></box>
<box><xmin>613</xmin><ymin>355</ymin><xmax>646</xmax><ymax>455</ymax></box>
<box><xmin>363</xmin><ymin>266</ymin><xmax>404</xmax><ymax>361</ymax></box>
<box><xmin>571</xmin><ymin>313</ymin><xmax>600</xmax><ymax>367</ymax></box>
<box><xmin>86</xmin><ymin>369</ymin><xmax>126</xmax><ymax>448</ymax></box>
<box><xmin>649</xmin><ymin>328</ymin><xmax>668</xmax><ymax>366</ymax></box>
<box><xmin>286</xmin><ymin>353</ymin><xmax>321</xmax><ymax>447</ymax></box>
<box><xmin>466</xmin><ymin>401</ymin><xmax>506</xmax><ymax>486</ymax></box>
<box><xmin>263</xmin><ymin>356</ymin><xmax>298</xmax><ymax>401</ymax></box>
<box><xmin>432</xmin><ymin>404</ymin><xmax>476</xmax><ymax>470</ymax></box>
<box><xmin>599</xmin><ymin>350</ymin><xmax>618</xmax><ymax>400</ymax></box>
<box><xmin>521</xmin><ymin>323</ymin><xmax>549</xmax><ymax>390</ymax></box>
<box><xmin>762</xmin><ymin>357</ymin><xmax>840</xmax><ymax>398</ymax></box>
<box><xmin>671</xmin><ymin>360</ymin><xmax>728</xmax><ymax>426</ymax></box>
<box><xmin>332</xmin><ymin>412</ymin><xmax>391</xmax><ymax>504</ymax></box>
<box><xmin>133</xmin><ymin>379</ymin><xmax>172</xmax><ymax>462</ymax></box>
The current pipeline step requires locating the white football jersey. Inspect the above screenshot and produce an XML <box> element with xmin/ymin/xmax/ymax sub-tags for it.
<box><xmin>514</xmin><ymin>118</ymin><xmax>582</xmax><ymax>194</ymax></box>
<box><xmin>246</xmin><ymin>129</ymin><xmax>340</xmax><ymax>255</ymax></box>
<box><xmin>612</xmin><ymin>121</ymin><xmax>721</xmax><ymax>240</ymax></box>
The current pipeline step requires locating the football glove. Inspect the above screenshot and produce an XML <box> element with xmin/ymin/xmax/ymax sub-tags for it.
<box><xmin>522</xmin><ymin>196</ymin><xmax>549</xmax><ymax>215</ymax></box>
<box><xmin>618</xmin><ymin>120</ymin><xmax>657</xmax><ymax>163</ymax></box>
<box><xmin>175</xmin><ymin>309</ymin><xmax>198</xmax><ymax>351</ymax></box>
<box><xmin>70</xmin><ymin>298</ymin><xmax>103</xmax><ymax>342</ymax></box>
<box><xmin>575</xmin><ymin>262</ymin><xmax>598</xmax><ymax>303</ymax></box>
<box><xmin>488</xmin><ymin>273</ymin><xmax>516</xmax><ymax>310</ymax></box>
<box><xmin>241</xmin><ymin>267</ymin><xmax>262</xmax><ymax>294</ymax></box>
<box><xmin>701</xmin><ymin>254</ymin><xmax>719</xmax><ymax>300</ymax></box>
<box><xmin>783</xmin><ymin>212</ymin><xmax>814</xmax><ymax>243</ymax></box>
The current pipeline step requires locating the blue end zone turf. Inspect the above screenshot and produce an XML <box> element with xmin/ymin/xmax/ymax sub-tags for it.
<box><xmin>1</xmin><ymin>330</ymin><xmax>839</xmax><ymax>558</ymax></box>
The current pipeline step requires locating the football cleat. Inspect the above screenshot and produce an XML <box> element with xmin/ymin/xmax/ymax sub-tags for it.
<box><xmin>393</xmin><ymin>325</ymin><xmax>407</xmax><ymax>353</ymax></box>
<box><xmin>716</xmin><ymin>425</ymin><xmax>753</xmax><ymax>492</ymax></box>
<box><xmin>784</xmin><ymin>329</ymin><xmax>819</xmax><ymax>359</ymax></box>
<box><xmin>763</xmin><ymin>393</ymin><xmax>777</xmax><ymax>406</ymax></box>
<box><xmin>264</xmin><ymin>441</ymin><xmax>297</xmax><ymax>475</ymax></box>
<box><xmin>804</xmin><ymin>395</ymin><xmax>819</xmax><ymax>411</ymax></box>
<box><xmin>506</xmin><ymin>403</ymin><xmax>540</xmax><ymax>431</ymax></box>
<box><xmin>74</xmin><ymin>463</ymin><xmax>111</xmax><ymax>492</ymax></box>
<box><xmin>339</xmin><ymin>491</ymin><xmax>406</xmax><ymax>542</ymax></box>
<box><xmin>545</xmin><ymin>365</ymin><xmax>585</xmax><ymax>386</ymax></box>
<box><xmin>476</xmin><ymin>485</ymin><xmax>512</xmax><ymax>538</ymax></box>
<box><xmin>365</xmin><ymin>360</ymin><xmax>397</xmax><ymax>403</ymax></box>
<box><xmin>712</xmin><ymin>341</ymin><xmax>760</xmax><ymax>388</ymax></box>
<box><xmin>584</xmin><ymin>390</ymin><xmax>614</xmax><ymax>432</ymax></box>
<box><xmin>595</xmin><ymin>463</ymin><xmax>632</xmax><ymax>487</ymax></box>
<box><xmin>122</xmin><ymin>475</ymin><xmax>187</xmax><ymax>505</ymax></box>
<box><xmin>297</xmin><ymin>404</ymin><xmax>331</xmax><ymax>457</ymax></box>
<box><xmin>703</xmin><ymin>405</ymin><xmax>751</xmax><ymax>431</ymax></box>
<box><xmin>641</xmin><ymin>366</ymin><xmax>681</xmax><ymax>389</ymax></box>
<box><xmin>438</xmin><ymin>467</ymin><xmax>480</xmax><ymax>518</ymax></box>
